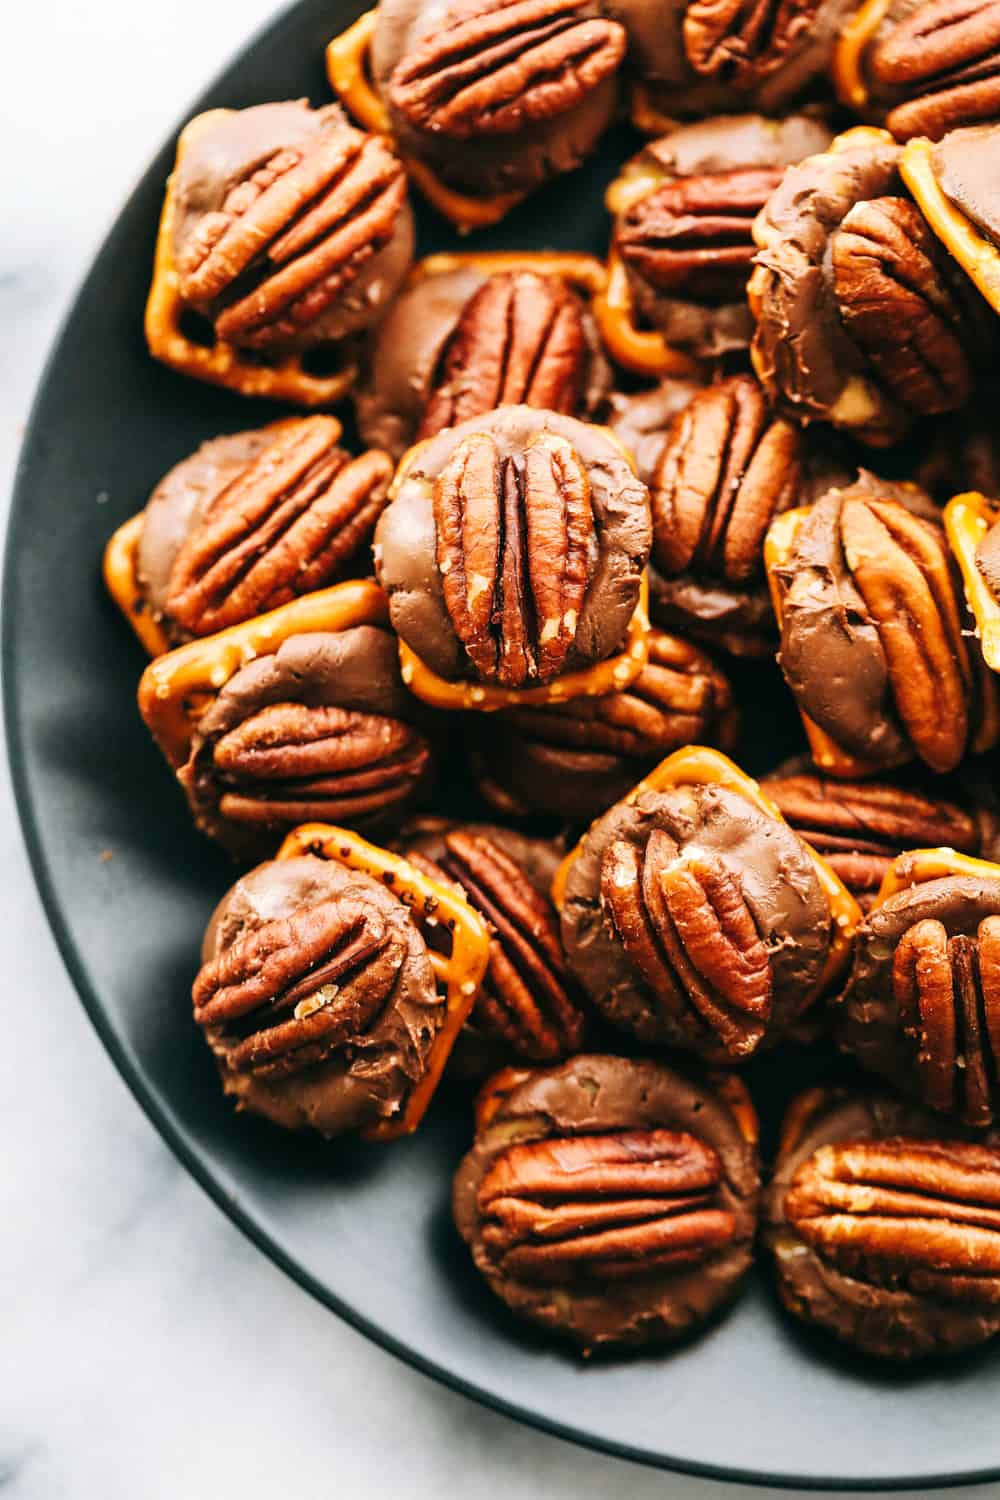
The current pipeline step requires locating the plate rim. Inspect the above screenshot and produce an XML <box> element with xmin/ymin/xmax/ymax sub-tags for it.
<box><xmin>6</xmin><ymin>3</ymin><xmax>1000</xmax><ymax>1488</ymax></box>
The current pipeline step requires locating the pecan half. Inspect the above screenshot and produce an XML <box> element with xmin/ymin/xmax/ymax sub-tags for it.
<box><xmin>786</xmin><ymin>1137</ymin><xmax>1000</xmax><ymax>1300</ymax></box>
<box><xmin>764</xmin><ymin>773</ymin><xmax>980</xmax><ymax>907</ymax></box>
<box><xmin>388</xmin><ymin>0</ymin><xmax>626</xmax><ymax>140</ymax></box>
<box><xmin>178</xmin><ymin>127</ymin><xmax>407</xmax><ymax>350</ymax></box>
<box><xmin>419</xmin><ymin>274</ymin><xmax>589</xmax><ymax>442</ymax></box>
<box><xmin>838</xmin><ymin>494</ymin><xmax>971</xmax><ymax>772</ymax></box>
<box><xmin>601</xmin><ymin>831</ymin><xmax>772</xmax><ymax>1058</ymax></box>
<box><xmin>618</xmin><ymin>168</ymin><xmax>785</xmax><ymax>304</ymax></box>
<box><xmin>651</xmin><ymin>376</ymin><xmax>800</xmax><ymax>584</ymax></box>
<box><xmin>414</xmin><ymin>830</ymin><xmax>584</xmax><ymax>1061</ymax></box>
<box><xmin>893</xmin><ymin>916</ymin><xmax>1000</xmax><ymax>1124</ymax></box>
<box><xmin>503</xmin><ymin>629</ymin><xmax>736</xmax><ymax>757</ymax></box>
<box><xmin>873</xmin><ymin>0</ymin><xmax>1000</xmax><ymax>141</ymax></box>
<box><xmin>207</xmin><ymin>703</ymin><xmax>432</xmax><ymax>829</ymax></box>
<box><xmin>192</xmin><ymin>896</ymin><xmax>405</xmax><ymax>1076</ymax></box>
<box><xmin>434</xmin><ymin>430</ymin><xmax>595</xmax><ymax>686</ymax></box>
<box><xmin>478</xmin><ymin>1129</ymin><xmax>736</xmax><ymax>1281</ymax></box>
<box><xmin>683</xmin><ymin>0</ymin><xmax>820</xmax><ymax>87</ymax></box>
<box><xmin>832</xmin><ymin>197</ymin><xmax>974</xmax><ymax>416</ymax></box>
<box><xmin>166</xmin><ymin>420</ymin><xmax>392</xmax><ymax>636</ymax></box>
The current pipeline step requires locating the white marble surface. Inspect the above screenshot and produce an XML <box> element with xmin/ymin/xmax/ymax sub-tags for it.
<box><xmin>2</xmin><ymin>5</ymin><xmax>996</xmax><ymax>1496</ymax></box>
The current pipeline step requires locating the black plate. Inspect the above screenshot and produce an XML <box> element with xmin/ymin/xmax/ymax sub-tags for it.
<box><xmin>7</xmin><ymin>1</ymin><xmax>1000</xmax><ymax>1487</ymax></box>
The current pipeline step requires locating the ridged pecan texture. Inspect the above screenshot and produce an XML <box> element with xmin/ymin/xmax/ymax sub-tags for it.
<box><xmin>619</xmin><ymin>168</ymin><xmax>784</xmax><ymax>302</ymax></box>
<box><xmin>601</xmin><ymin>829</ymin><xmax>772</xmax><ymax>1057</ymax></box>
<box><xmin>419</xmin><ymin>273</ymin><xmax>590</xmax><ymax>441</ymax></box>
<box><xmin>166</xmin><ymin>419</ymin><xmax>391</xmax><ymax>635</ymax></box>
<box><xmin>208</xmin><ymin>704</ymin><xmax>431</xmax><ymax>830</ymax></box>
<box><xmin>787</xmin><ymin>1138</ymin><xmax>1000</xmax><ymax>1301</ymax></box>
<box><xmin>652</xmin><ymin>376</ymin><xmax>800</xmax><ymax>584</ymax></box>
<box><xmin>177</xmin><ymin>125</ymin><xmax>407</xmax><ymax>349</ymax></box>
<box><xmin>894</xmin><ymin>915</ymin><xmax>1000</xmax><ymax>1125</ymax></box>
<box><xmin>414</xmin><ymin>830</ymin><xmax>585</xmax><ymax>1061</ymax></box>
<box><xmin>479</xmin><ymin>1129</ymin><xmax>736</xmax><ymax>1281</ymax></box>
<box><xmin>389</xmin><ymin>0</ymin><xmax>626</xmax><ymax>139</ymax></box>
<box><xmin>502</xmin><ymin>629</ymin><xmax>735</xmax><ymax>758</ymax></box>
<box><xmin>764</xmin><ymin>774</ymin><xmax>980</xmax><ymax>905</ymax></box>
<box><xmin>192</xmin><ymin>897</ymin><xmax>405</xmax><ymax>1077</ymax></box>
<box><xmin>836</xmin><ymin>494</ymin><xmax>972</xmax><ymax>772</ymax></box>
<box><xmin>871</xmin><ymin>0</ymin><xmax>1000</xmax><ymax>140</ymax></box>
<box><xmin>684</xmin><ymin>0</ymin><xmax>824</xmax><ymax>87</ymax></box>
<box><xmin>831</xmin><ymin>196</ymin><xmax>974</xmax><ymax>416</ymax></box>
<box><xmin>434</xmin><ymin>429</ymin><xmax>596</xmax><ymax>685</ymax></box>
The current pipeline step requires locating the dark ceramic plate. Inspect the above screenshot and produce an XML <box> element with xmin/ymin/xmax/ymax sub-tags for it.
<box><xmin>7</xmin><ymin>0</ymin><xmax>1000</xmax><ymax>1488</ymax></box>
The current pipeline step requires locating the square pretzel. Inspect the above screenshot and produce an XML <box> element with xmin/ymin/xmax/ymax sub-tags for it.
<box><xmin>103</xmin><ymin>416</ymin><xmax>343</xmax><ymax>658</ymax></box>
<box><xmin>325</xmin><ymin>11</ymin><xmax>527</xmax><ymax>234</ymax></box>
<box><xmin>276</xmin><ymin>821</ymin><xmax>491</xmax><ymax>1138</ymax></box>
<box><xmin>552</xmin><ymin>744</ymin><xmax>861</xmax><ymax>1010</ymax></box>
<box><xmin>146</xmin><ymin>111</ymin><xmax>358</xmax><ymax>406</ymax></box>
<box><xmin>137</xmin><ymin>578</ymin><xmax>390</xmax><ymax>768</ymax></box>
